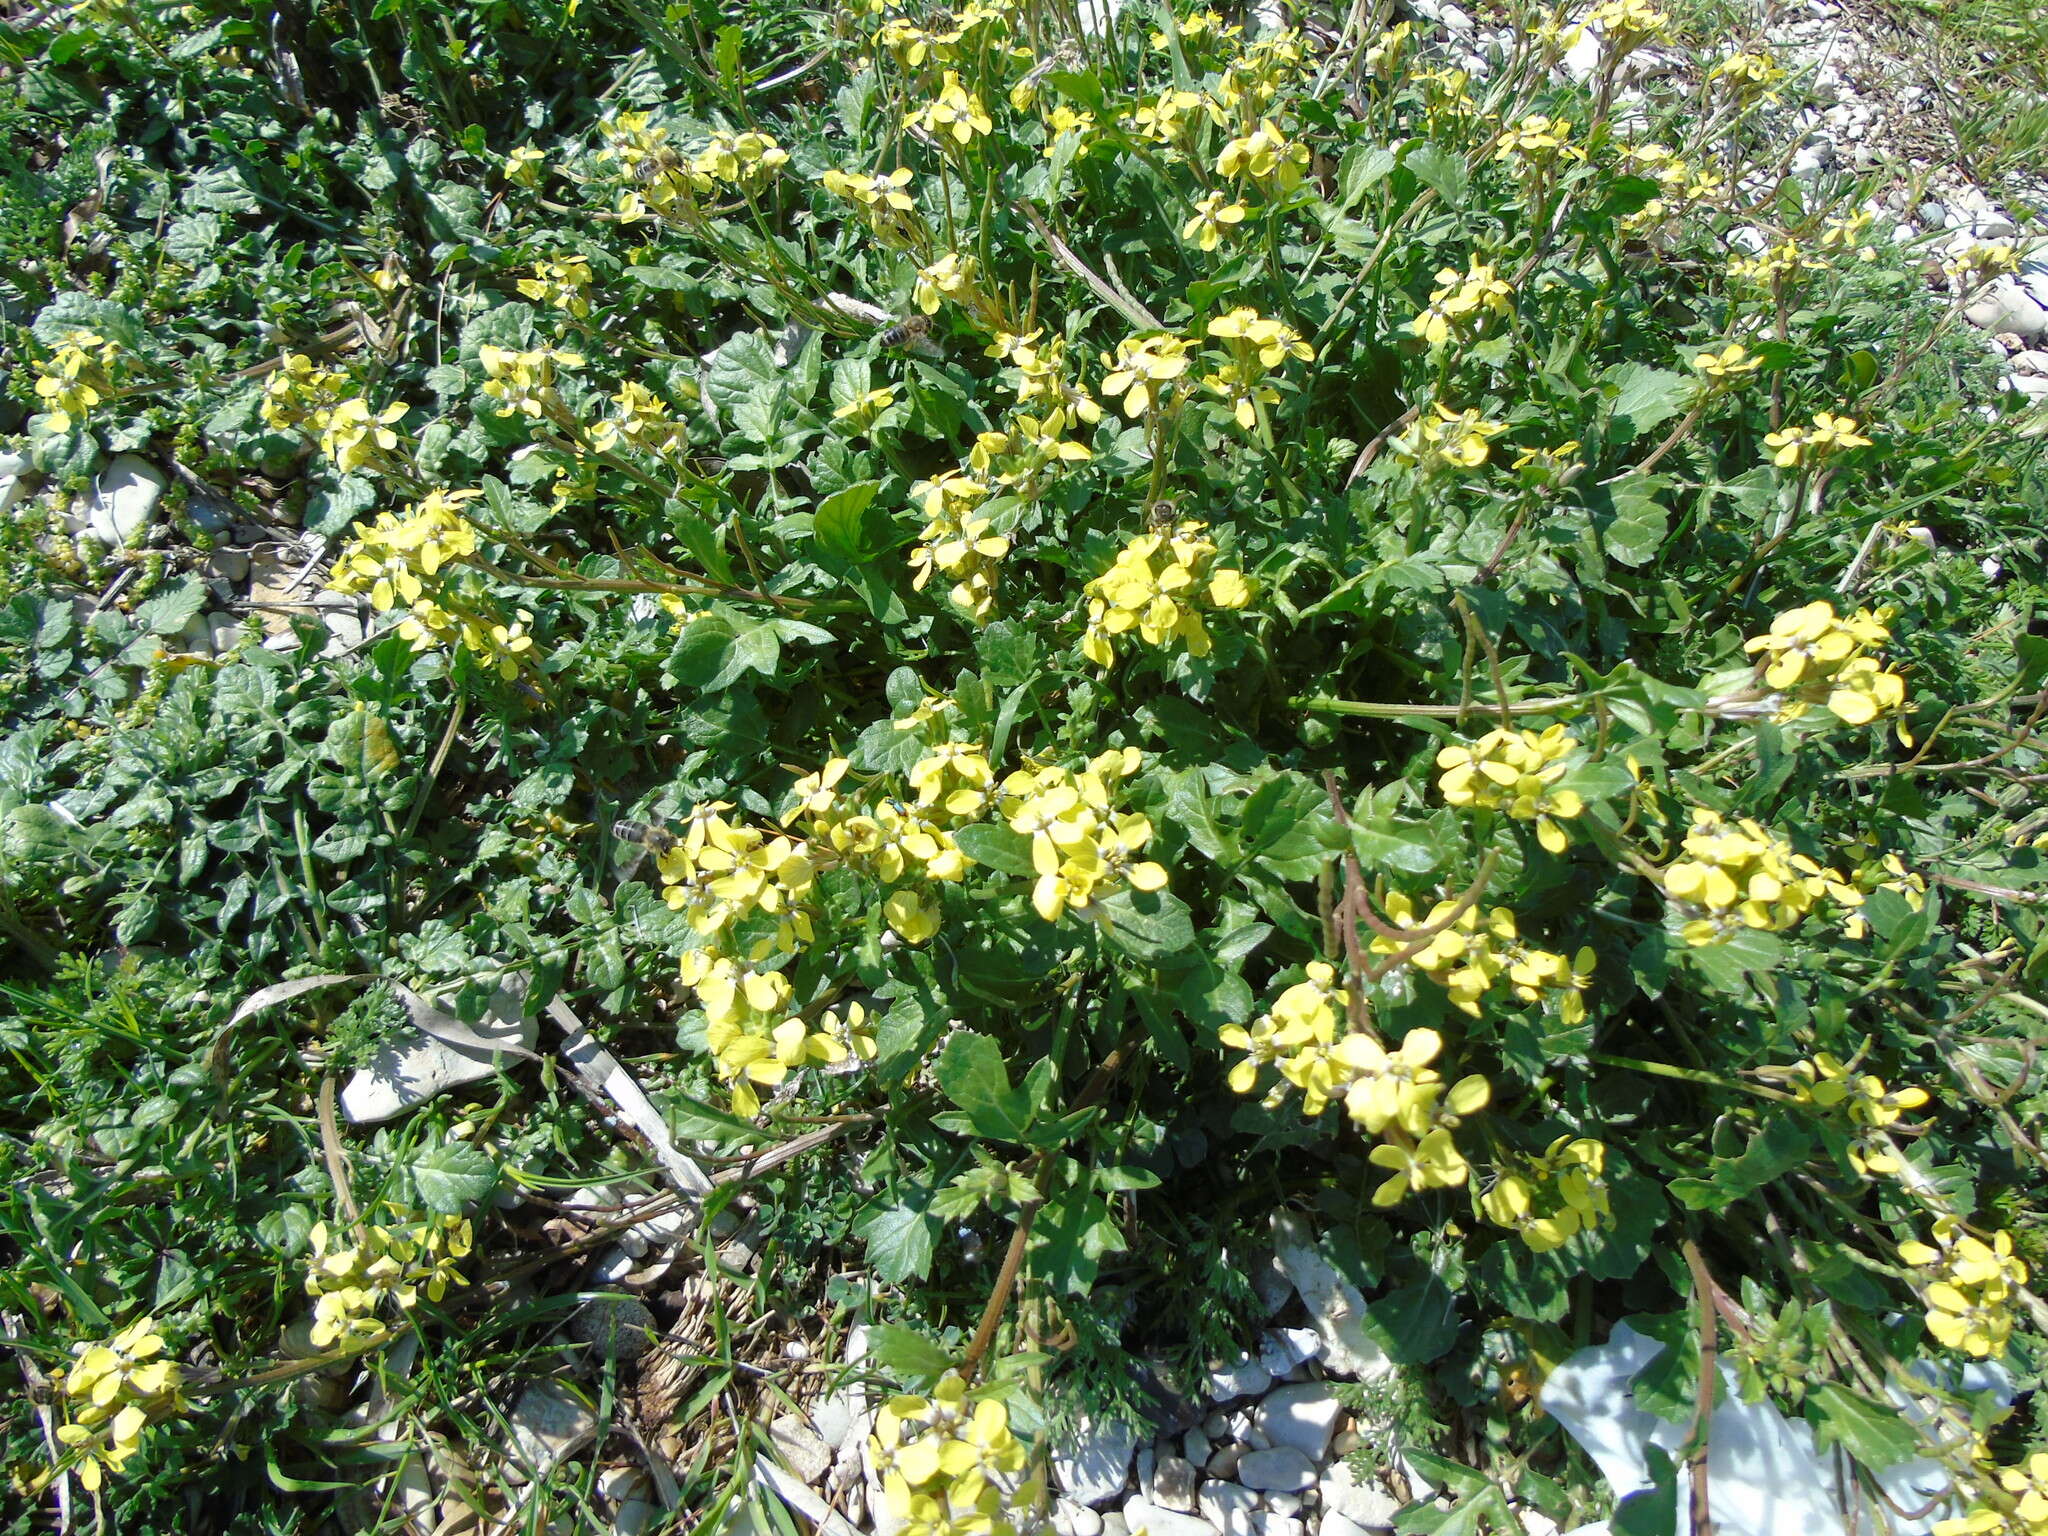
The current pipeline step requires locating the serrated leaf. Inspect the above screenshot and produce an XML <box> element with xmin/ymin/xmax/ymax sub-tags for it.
<box><xmin>134</xmin><ymin>578</ymin><xmax>207</xmax><ymax>637</ymax></box>
<box><xmin>1603</xmin><ymin>363</ymin><xmax>1691</xmax><ymax>441</ymax></box>
<box><xmin>1405</xmin><ymin>141</ymin><xmax>1469</xmax><ymax>206</ymax></box>
<box><xmin>1808</xmin><ymin>1382</ymin><xmax>1918</xmax><ymax>1471</ymax></box>
<box><xmin>857</xmin><ymin>1197</ymin><xmax>936</xmax><ymax>1283</ymax></box>
<box><xmin>935</xmin><ymin>1030</ymin><xmax>1037</xmax><ymax>1142</ymax></box>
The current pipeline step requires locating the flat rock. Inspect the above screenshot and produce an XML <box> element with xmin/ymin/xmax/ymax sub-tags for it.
<box><xmin>1150</xmin><ymin>1454</ymin><xmax>1200</xmax><ymax>1513</ymax></box>
<box><xmin>1121</xmin><ymin>1498</ymin><xmax>1220</xmax><ymax>1536</ymax></box>
<box><xmin>0</xmin><ymin>450</ymin><xmax>30</xmax><ymax>516</ymax></box>
<box><xmin>1320</xmin><ymin>1462</ymin><xmax>1401</xmax><ymax>1529</ymax></box>
<box><xmin>1236</xmin><ymin>1447</ymin><xmax>1315</xmax><ymax>1494</ymax></box>
<box><xmin>340</xmin><ymin>979</ymin><xmax>536</xmax><ymax>1122</ymax></box>
<box><xmin>1317</xmin><ymin>1516</ymin><xmax>1374</xmax><ymax>1536</ymax></box>
<box><xmin>1206</xmin><ymin>1350</ymin><xmax>1271</xmax><ymax>1403</ymax></box>
<box><xmin>769</xmin><ymin>1413</ymin><xmax>833</xmax><ymax>1485</ymax></box>
<box><xmin>1054</xmin><ymin>1416</ymin><xmax>1140</xmax><ymax>1508</ymax></box>
<box><xmin>1259</xmin><ymin>1328</ymin><xmax>1323</xmax><ymax>1378</ymax></box>
<box><xmin>1271</xmin><ymin>1212</ymin><xmax>1393</xmax><ymax>1382</ymax></box>
<box><xmin>1198</xmin><ymin>1481</ymin><xmax>1259</xmax><ymax>1536</ymax></box>
<box><xmin>505</xmin><ymin>1380</ymin><xmax>597</xmax><ymax>1480</ymax></box>
<box><xmin>1252</xmin><ymin>1517</ymin><xmax>1303</xmax><ymax>1536</ymax></box>
<box><xmin>1965</xmin><ymin>277</ymin><xmax>2048</xmax><ymax>340</ymax></box>
<box><xmin>1255</xmin><ymin>1382</ymin><xmax>1345</xmax><ymax>1461</ymax></box>
<box><xmin>83</xmin><ymin>455</ymin><xmax>166</xmax><ymax>546</ymax></box>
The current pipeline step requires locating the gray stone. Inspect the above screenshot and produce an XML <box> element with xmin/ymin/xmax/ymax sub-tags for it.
<box><xmin>1054</xmin><ymin>1416</ymin><xmax>1140</xmax><ymax>1508</ymax></box>
<box><xmin>1206</xmin><ymin>1444</ymin><xmax>1243</xmax><ymax>1479</ymax></box>
<box><xmin>569</xmin><ymin>1293</ymin><xmax>656</xmax><ymax>1361</ymax></box>
<box><xmin>1183</xmin><ymin>1428</ymin><xmax>1211</xmax><ymax>1466</ymax></box>
<box><xmin>1319</xmin><ymin>1463</ymin><xmax>1401</xmax><ymax>1529</ymax></box>
<box><xmin>340</xmin><ymin>980</ymin><xmax>536</xmax><ymax>1122</ymax></box>
<box><xmin>83</xmin><ymin>455</ymin><xmax>165</xmax><ymax>546</ymax></box>
<box><xmin>1198</xmin><ymin>1480</ymin><xmax>1259</xmax><ymax>1536</ymax></box>
<box><xmin>1252</xmin><ymin>1517</ymin><xmax>1303</xmax><ymax>1536</ymax></box>
<box><xmin>769</xmin><ymin>1413</ymin><xmax>833</xmax><ymax>1484</ymax></box>
<box><xmin>175</xmin><ymin>612</ymin><xmax>215</xmax><ymax>654</ymax></box>
<box><xmin>1964</xmin><ymin>278</ymin><xmax>2048</xmax><ymax>340</ymax></box>
<box><xmin>811</xmin><ymin>1386</ymin><xmax>866</xmax><ymax>1451</ymax></box>
<box><xmin>1271</xmin><ymin>1212</ymin><xmax>1393</xmax><ymax>1383</ymax></box>
<box><xmin>1249</xmin><ymin>1249</ymin><xmax>1295</xmax><ymax>1316</ymax></box>
<box><xmin>1151</xmin><ymin>1455</ymin><xmax>1200</xmax><ymax>1513</ymax></box>
<box><xmin>0</xmin><ymin>450</ymin><xmax>30</xmax><ymax>516</ymax></box>
<box><xmin>1100</xmin><ymin>1517</ymin><xmax>1129</xmax><ymax>1536</ymax></box>
<box><xmin>203</xmin><ymin>547</ymin><xmax>252</xmax><ymax>585</ymax></box>
<box><xmin>2010</xmin><ymin>351</ymin><xmax>2048</xmax><ymax>377</ymax></box>
<box><xmin>1237</xmin><ymin>1448</ymin><xmax>1315</xmax><ymax>1495</ymax></box>
<box><xmin>1259</xmin><ymin>1329</ymin><xmax>1322</xmax><ymax>1378</ymax></box>
<box><xmin>1254</xmin><ymin>1383</ymin><xmax>1345</xmax><ymax>1462</ymax></box>
<box><xmin>1120</xmin><ymin>1498</ymin><xmax>1219</xmax><ymax>1536</ymax></box>
<box><xmin>505</xmin><ymin>1380</ymin><xmax>597</xmax><ymax>1479</ymax></box>
<box><xmin>1263</xmin><ymin>1493</ymin><xmax>1302</xmax><ymax>1516</ymax></box>
<box><xmin>1206</xmin><ymin>1350</ymin><xmax>1271</xmax><ymax>1403</ymax></box>
<box><xmin>207</xmin><ymin>613</ymin><xmax>246</xmax><ymax>653</ymax></box>
<box><xmin>1318</xmin><ymin>1516</ymin><xmax>1373</xmax><ymax>1536</ymax></box>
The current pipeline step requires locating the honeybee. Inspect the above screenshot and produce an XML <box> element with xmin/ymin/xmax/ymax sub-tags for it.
<box><xmin>610</xmin><ymin>819</ymin><xmax>679</xmax><ymax>883</ymax></box>
<box><xmin>877</xmin><ymin>313</ymin><xmax>941</xmax><ymax>356</ymax></box>
<box><xmin>631</xmin><ymin>147</ymin><xmax>689</xmax><ymax>188</ymax></box>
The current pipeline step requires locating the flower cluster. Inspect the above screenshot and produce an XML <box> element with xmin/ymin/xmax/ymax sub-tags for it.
<box><xmin>1215</xmin><ymin>119</ymin><xmax>1309</xmax><ymax>192</ymax></box>
<box><xmin>867</xmin><ymin>1374</ymin><xmax>1047</xmax><ymax>1536</ymax></box>
<box><xmin>785</xmin><ymin>755</ymin><xmax>974</xmax><ymax>945</ymax></box>
<box><xmin>1483</xmin><ymin>1137</ymin><xmax>1612</xmax><ymax>1252</ymax></box>
<box><xmin>1709</xmin><ymin>47</ymin><xmax>1785</xmax><ymax>96</ymax></box>
<box><xmin>588</xmin><ymin>380</ymin><xmax>685</xmax><ymax>456</ymax></box>
<box><xmin>328</xmin><ymin>489</ymin><xmax>483</xmax><ymax>611</ymax></box>
<box><xmin>304</xmin><ymin>1211</ymin><xmax>473</xmax><ymax>1349</ymax></box>
<box><xmin>1182</xmin><ymin>191</ymin><xmax>1248</xmax><ymax>251</ymax></box>
<box><xmin>1494</xmin><ymin>114</ymin><xmax>1578</xmax><ymax>164</ymax></box>
<box><xmin>1660</xmin><ymin>808</ymin><xmax>1861</xmax><ymax>946</ymax></box>
<box><xmin>479</xmin><ymin>344</ymin><xmax>582</xmax><ymax>419</ymax></box>
<box><xmin>1202</xmin><ymin>308</ymin><xmax>1312</xmax><ymax>430</ymax></box>
<box><xmin>1742</xmin><ymin>599</ymin><xmax>1907</xmax><ymax>727</ymax></box>
<box><xmin>1372</xmin><ymin>894</ymin><xmax>1593</xmax><ymax>1021</ymax></box>
<box><xmin>1901</xmin><ymin>1218</ymin><xmax>2028</xmax><ymax>1360</ymax></box>
<box><xmin>913</xmin><ymin>70</ymin><xmax>994</xmax><ymax>145</ymax></box>
<box><xmin>1409</xmin><ymin>262</ymin><xmax>1514</xmax><ymax>347</ymax></box>
<box><xmin>908</xmin><ymin>471</ymin><xmax>1007</xmax><ymax>623</ymax></box>
<box><xmin>259</xmin><ymin>352</ymin><xmax>350</xmax><ymax>432</ymax></box>
<box><xmin>821</xmin><ymin>166</ymin><xmax>919</xmax><ymax>236</ymax></box>
<box><xmin>1099</xmin><ymin>332</ymin><xmax>1194</xmax><ymax>417</ymax></box>
<box><xmin>1392</xmin><ymin>403</ymin><xmax>1508</xmax><ymax>471</ymax></box>
<box><xmin>57</xmin><ymin>1316</ymin><xmax>185</xmax><ymax>1492</ymax></box>
<box><xmin>1080</xmin><ymin>520</ymin><xmax>1250</xmax><ymax>666</ymax></box>
<box><xmin>316</xmin><ymin>396</ymin><xmax>410</xmax><ymax>474</ymax></box>
<box><xmin>1935</xmin><ymin>1455</ymin><xmax>2048</xmax><ymax>1536</ymax></box>
<box><xmin>655</xmin><ymin>802</ymin><xmax>817</xmax><ymax>959</ymax></box>
<box><xmin>1783</xmin><ymin>1052</ymin><xmax>1928</xmax><ymax>1177</ymax></box>
<box><xmin>33</xmin><ymin>329</ymin><xmax>120</xmax><ymax>435</ymax></box>
<box><xmin>677</xmin><ymin>952</ymin><xmax>866</xmax><ymax>1115</ymax></box>
<box><xmin>692</xmin><ymin>129</ymin><xmax>789</xmax><ymax>188</ymax></box>
<box><xmin>996</xmin><ymin>749</ymin><xmax>1166</xmax><ymax>923</ymax></box>
<box><xmin>516</xmin><ymin>255</ymin><xmax>594</xmax><ymax>317</ymax></box>
<box><xmin>1220</xmin><ymin>967</ymin><xmax>1489</xmax><ymax>1206</ymax></box>
<box><xmin>1434</xmin><ymin>724</ymin><xmax>1586</xmax><ymax>853</ymax></box>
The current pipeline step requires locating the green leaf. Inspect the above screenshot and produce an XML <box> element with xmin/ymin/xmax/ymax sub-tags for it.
<box><xmin>663</xmin><ymin>1091</ymin><xmax>763</xmax><ymax>1146</ymax></box>
<box><xmin>857</xmin><ymin>1197</ymin><xmax>937</xmax><ymax>1283</ymax></box>
<box><xmin>1336</xmin><ymin>145</ymin><xmax>1397</xmax><ymax>210</ymax></box>
<box><xmin>860</xmin><ymin>1323</ymin><xmax>956</xmax><ymax>1387</ymax></box>
<box><xmin>1028</xmin><ymin>1182</ymin><xmax>1125</xmax><ymax>1296</ymax></box>
<box><xmin>1363</xmin><ymin>1276</ymin><xmax>1461</xmax><ymax>1364</ymax></box>
<box><xmin>1095</xmin><ymin>886</ymin><xmax>1197</xmax><ymax>961</ymax></box>
<box><xmin>954</xmin><ymin>823</ymin><xmax>1039</xmax><ymax>877</ymax></box>
<box><xmin>134</xmin><ymin>578</ymin><xmax>207</xmax><ymax>637</ymax></box>
<box><xmin>1808</xmin><ymin>1382</ymin><xmax>1918</xmax><ymax>1471</ymax></box>
<box><xmin>1602</xmin><ymin>363</ymin><xmax>1691</xmax><ymax>442</ymax></box>
<box><xmin>814</xmin><ymin>480</ymin><xmax>883</xmax><ymax>563</ymax></box>
<box><xmin>934</xmin><ymin>1030</ymin><xmax>1038</xmax><ymax>1142</ymax></box>
<box><xmin>1600</xmin><ymin>477</ymin><xmax>1670</xmax><ymax>567</ymax></box>
<box><xmin>407</xmin><ymin>1142</ymin><xmax>497</xmax><ymax>1213</ymax></box>
<box><xmin>1404</xmin><ymin>141</ymin><xmax>1469</xmax><ymax>206</ymax></box>
<box><xmin>1668</xmin><ymin>1114</ymin><xmax>1811</xmax><ymax>1212</ymax></box>
<box><xmin>1610</xmin><ymin>1446</ymin><xmax>1679</xmax><ymax>1536</ymax></box>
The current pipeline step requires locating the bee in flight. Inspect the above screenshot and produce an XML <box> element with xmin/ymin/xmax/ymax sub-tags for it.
<box><xmin>877</xmin><ymin>313</ymin><xmax>942</xmax><ymax>356</ymax></box>
<box><xmin>609</xmin><ymin>819</ymin><xmax>679</xmax><ymax>883</ymax></box>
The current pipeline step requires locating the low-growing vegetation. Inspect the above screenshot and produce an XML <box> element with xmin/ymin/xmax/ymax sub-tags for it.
<box><xmin>3</xmin><ymin>0</ymin><xmax>2048</xmax><ymax>1530</ymax></box>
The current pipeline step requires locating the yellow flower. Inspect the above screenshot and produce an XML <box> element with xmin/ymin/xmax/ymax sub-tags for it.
<box><xmin>1080</xmin><ymin>521</ymin><xmax>1250</xmax><ymax>666</ymax></box>
<box><xmin>1434</xmin><ymin>724</ymin><xmax>1585</xmax><ymax>852</ymax></box>
<box><xmin>833</xmin><ymin>386</ymin><xmax>897</xmax><ymax>431</ymax></box>
<box><xmin>1660</xmin><ymin>808</ymin><xmax>1861</xmax><ymax>946</ymax></box>
<box><xmin>913</xmin><ymin>252</ymin><xmax>979</xmax><ymax>315</ymax></box>
<box><xmin>1409</xmin><ymin>262</ymin><xmax>1513</xmax><ymax>347</ymax></box>
<box><xmin>1392</xmin><ymin>403</ymin><xmax>1508</xmax><ymax>472</ymax></box>
<box><xmin>1099</xmin><ymin>332</ymin><xmax>1194</xmax><ymax>417</ymax></box>
<box><xmin>503</xmin><ymin>144</ymin><xmax>546</xmax><ymax>186</ymax></box>
<box><xmin>1495</xmin><ymin>115</ymin><xmax>1577</xmax><ymax>162</ymax></box>
<box><xmin>1709</xmin><ymin>48</ymin><xmax>1784</xmax><ymax>95</ymax></box>
<box><xmin>1763</xmin><ymin>411</ymin><xmax>1871</xmax><ymax>468</ymax></box>
<box><xmin>1182</xmin><ymin>192</ymin><xmax>1247</xmax><ymax>252</ymax></box>
<box><xmin>1692</xmin><ymin>342</ymin><xmax>1762</xmax><ymax>380</ymax></box>
<box><xmin>1215</xmin><ymin>119</ymin><xmax>1309</xmax><ymax>191</ymax></box>
<box><xmin>913</xmin><ymin>70</ymin><xmax>993</xmax><ymax>145</ymax></box>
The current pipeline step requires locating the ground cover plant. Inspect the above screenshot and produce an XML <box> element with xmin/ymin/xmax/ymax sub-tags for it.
<box><xmin>4</xmin><ymin>0</ymin><xmax>2048</xmax><ymax>1530</ymax></box>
